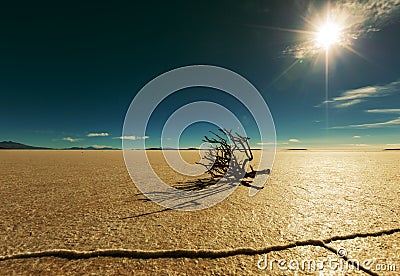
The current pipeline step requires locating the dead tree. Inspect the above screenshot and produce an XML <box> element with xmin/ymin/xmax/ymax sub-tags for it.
<box><xmin>197</xmin><ymin>128</ymin><xmax>269</xmax><ymax>185</ymax></box>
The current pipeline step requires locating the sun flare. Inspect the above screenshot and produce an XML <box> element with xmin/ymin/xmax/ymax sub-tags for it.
<box><xmin>316</xmin><ymin>22</ymin><xmax>342</xmax><ymax>50</ymax></box>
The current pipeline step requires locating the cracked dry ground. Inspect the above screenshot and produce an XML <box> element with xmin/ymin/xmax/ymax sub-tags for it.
<box><xmin>0</xmin><ymin>150</ymin><xmax>399</xmax><ymax>275</ymax></box>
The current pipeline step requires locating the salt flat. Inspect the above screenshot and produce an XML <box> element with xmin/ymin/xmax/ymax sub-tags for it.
<box><xmin>0</xmin><ymin>150</ymin><xmax>399</xmax><ymax>275</ymax></box>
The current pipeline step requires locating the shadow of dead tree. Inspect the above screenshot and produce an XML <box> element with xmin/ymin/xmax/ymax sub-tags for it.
<box><xmin>123</xmin><ymin>129</ymin><xmax>271</xmax><ymax>217</ymax></box>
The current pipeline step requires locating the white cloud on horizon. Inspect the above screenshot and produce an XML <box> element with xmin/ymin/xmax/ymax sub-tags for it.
<box><xmin>87</xmin><ymin>132</ymin><xmax>109</xmax><ymax>137</ymax></box>
<box><xmin>386</xmin><ymin>143</ymin><xmax>400</xmax><ymax>147</ymax></box>
<box><xmin>331</xmin><ymin>117</ymin><xmax>400</xmax><ymax>129</ymax></box>
<box><xmin>115</xmin><ymin>135</ymin><xmax>150</xmax><ymax>140</ymax></box>
<box><xmin>319</xmin><ymin>80</ymin><xmax>400</xmax><ymax>108</ymax></box>
<box><xmin>352</xmin><ymin>136</ymin><xmax>361</xmax><ymax>138</ymax></box>
<box><xmin>257</xmin><ymin>141</ymin><xmax>300</xmax><ymax>146</ymax></box>
<box><xmin>62</xmin><ymin>137</ymin><xmax>81</xmax><ymax>142</ymax></box>
<box><xmin>347</xmin><ymin>143</ymin><xmax>369</xmax><ymax>147</ymax></box>
<box><xmin>257</xmin><ymin>142</ymin><xmax>276</xmax><ymax>145</ymax></box>
<box><xmin>90</xmin><ymin>144</ymin><xmax>111</xmax><ymax>149</ymax></box>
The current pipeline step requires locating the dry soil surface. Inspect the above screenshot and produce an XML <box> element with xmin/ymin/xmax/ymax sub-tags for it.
<box><xmin>0</xmin><ymin>150</ymin><xmax>399</xmax><ymax>275</ymax></box>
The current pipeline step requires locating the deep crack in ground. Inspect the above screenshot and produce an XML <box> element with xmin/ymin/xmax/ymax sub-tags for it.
<box><xmin>1</xmin><ymin>227</ymin><xmax>399</xmax><ymax>275</ymax></box>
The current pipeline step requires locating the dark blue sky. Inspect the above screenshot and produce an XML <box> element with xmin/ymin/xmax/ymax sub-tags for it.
<box><xmin>1</xmin><ymin>1</ymin><xmax>399</xmax><ymax>149</ymax></box>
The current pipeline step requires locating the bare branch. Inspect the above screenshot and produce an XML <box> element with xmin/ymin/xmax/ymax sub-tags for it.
<box><xmin>197</xmin><ymin>129</ymin><xmax>269</xmax><ymax>185</ymax></box>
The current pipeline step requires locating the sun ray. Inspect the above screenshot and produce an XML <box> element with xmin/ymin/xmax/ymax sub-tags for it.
<box><xmin>299</xmin><ymin>14</ymin><xmax>320</xmax><ymax>31</ymax></box>
<box><xmin>325</xmin><ymin>49</ymin><xmax>329</xmax><ymax>131</ymax></box>
<box><xmin>342</xmin><ymin>44</ymin><xmax>370</xmax><ymax>63</ymax></box>
<box><xmin>245</xmin><ymin>24</ymin><xmax>315</xmax><ymax>35</ymax></box>
<box><xmin>268</xmin><ymin>59</ymin><xmax>300</xmax><ymax>88</ymax></box>
<box><xmin>311</xmin><ymin>52</ymin><xmax>323</xmax><ymax>70</ymax></box>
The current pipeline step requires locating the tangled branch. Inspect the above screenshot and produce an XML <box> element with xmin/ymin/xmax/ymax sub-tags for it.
<box><xmin>197</xmin><ymin>128</ymin><xmax>269</xmax><ymax>185</ymax></box>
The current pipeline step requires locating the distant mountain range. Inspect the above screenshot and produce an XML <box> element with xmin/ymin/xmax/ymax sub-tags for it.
<box><xmin>0</xmin><ymin>141</ymin><xmax>118</xmax><ymax>150</ymax></box>
<box><xmin>0</xmin><ymin>141</ymin><xmax>52</xmax><ymax>149</ymax></box>
<box><xmin>0</xmin><ymin>142</ymin><xmax>199</xmax><ymax>150</ymax></box>
<box><xmin>64</xmin><ymin>146</ymin><xmax>118</xmax><ymax>150</ymax></box>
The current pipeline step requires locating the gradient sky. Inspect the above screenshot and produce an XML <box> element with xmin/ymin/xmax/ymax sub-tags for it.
<box><xmin>1</xmin><ymin>1</ymin><xmax>399</xmax><ymax>149</ymax></box>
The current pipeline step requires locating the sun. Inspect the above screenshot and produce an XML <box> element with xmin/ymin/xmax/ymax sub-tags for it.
<box><xmin>316</xmin><ymin>21</ymin><xmax>342</xmax><ymax>50</ymax></box>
